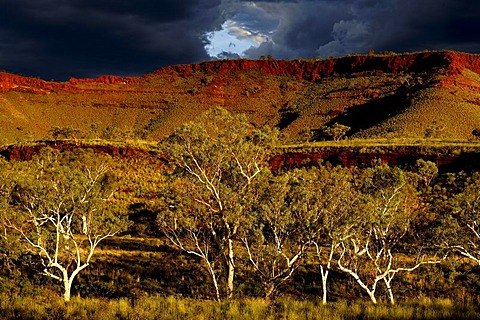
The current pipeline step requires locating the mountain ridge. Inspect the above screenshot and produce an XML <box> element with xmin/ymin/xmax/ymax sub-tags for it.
<box><xmin>0</xmin><ymin>50</ymin><xmax>479</xmax><ymax>143</ymax></box>
<box><xmin>1</xmin><ymin>51</ymin><xmax>479</xmax><ymax>93</ymax></box>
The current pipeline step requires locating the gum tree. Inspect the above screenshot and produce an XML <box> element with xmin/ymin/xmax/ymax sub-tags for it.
<box><xmin>337</xmin><ymin>166</ymin><xmax>442</xmax><ymax>304</ymax></box>
<box><xmin>440</xmin><ymin>172</ymin><xmax>480</xmax><ymax>264</ymax></box>
<box><xmin>241</xmin><ymin>165</ymin><xmax>358</xmax><ymax>302</ymax></box>
<box><xmin>303</xmin><ymin>165</ymin><xmax>358</xmax><ymax>305</ymax></box>
<box><xmin>159</xmin><ymin>107</ymin><xmax>279</xmax><ymax>299</ymax></box>
<box><xmin>322</xmin><ymin>123</ymin><xmax>351</xmax><ymax>141</ymax></box>
<box><xmin>3</xmin><ymin>148</ymin><xmax>130</xmax><ymax>302</ymax></box>
<box><xmin>0</xmin><ymin>158</ymin><xmax>19</xmax><ymax>271</ymax></box>
<box><xmin>241</xmin><ymin>171</ymin><xmax>307</xmax><ymax>300</ymax></box>
<box><xmin>160</xmin><ymin>178</ymin><xmax>225</xmax><ymax>301</ymax></box>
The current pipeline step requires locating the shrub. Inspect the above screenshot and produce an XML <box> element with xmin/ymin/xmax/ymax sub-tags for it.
<box><xmin>322</xmin><ymin>123</ymin><xmax>351</xmax><ymax>141</ymax></box>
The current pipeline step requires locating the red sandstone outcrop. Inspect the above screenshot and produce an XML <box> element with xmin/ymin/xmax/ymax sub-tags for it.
<box><xmin>68</xmin><ymin>75</ymin><xmax>137</xmax><ymax>85</ymax></box>
<box><xmin>152</xmin><ymin>51</ymin><xmax>480</xmax><ymax>81</ymax></box>
<box><xmin>1</xmin><ymin>51</ymin><xmax>478</xmax><ymax>94</ymax></box>
<box><xmin>0</xmin><ymin>72</ymin><xmax>64</xmax><ymax>93</ymax></box>
<box><xmin>268</xmin><ymin>148</ymin><xmax>478</xmax><ymax>172</ymax></box>
<box><xmin>0</xmin><ymin>73</ymin><xmax>138</xmax><ymax>94</ymax></box>
<box><xmin>0</xmin><ymin>141</ymin><xmax>164</xmax><ymax>164</ymax></box>
<box><xmin>2</xmin><ymin>142</ymin><xmax>480</xmax><ymax>173</ymax></box>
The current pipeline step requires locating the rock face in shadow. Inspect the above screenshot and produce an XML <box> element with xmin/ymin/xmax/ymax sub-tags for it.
<box><xmin>0</xmin><ymin>142</ymin><xmax>165</xmax><ymax>164</ymax></box>
<box><xmin>269</xmin><ymin>148</ymin><xmax>480</xmax><ymax>173</ymax></box>
<box><xmin>2</xmin><ymin>142</ymin><xmax>480</xmax><ymax>173</ymax></box>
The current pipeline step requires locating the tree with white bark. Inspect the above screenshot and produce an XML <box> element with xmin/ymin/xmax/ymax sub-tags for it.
<box><xmin>1</xmin><ymin>148</ymin><xmax>130</xmax><ymax>302</ymax></box>
<box><xmin>0</xmin><ymin>158</ymin><xmax>20</xmax><ymax>271</ymax></box>
<box><xmin>240</xmin><ymin>165</ymin><xmax>359</xmax><ymax>302</ymax></box>
<box><xmin>158</xmin><ymin>107</ymin><xmax>279</xmax><ymax>300</ymax></box>
<box><xmin>241</xmin><ymin>171</ymin><xmax>307</xmax><ymax>299</ymax></box>
<box><xmin>439</xmin><ymin>172</ymin><xmax>480</xmax><ymax>265</ymax></box>
<box><xmin>337</xmin><ymin>165</ymin><xmax>442</xmax><ymax>305</ymax></box>
<box><xmin>159</xmin><ymin>178</ymin><xmax>225</xmax><ymax>301</ymax></box>
<box><xmin>302</xmin><ymin>165</ymin><xmax>359</xmax><ymax>305</ymax></box>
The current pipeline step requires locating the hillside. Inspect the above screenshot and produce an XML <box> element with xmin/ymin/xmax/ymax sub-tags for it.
<box><xmin>0</xmin><ymin>51</ymin><xmax>479</xmax><ymax>143</ymax></box>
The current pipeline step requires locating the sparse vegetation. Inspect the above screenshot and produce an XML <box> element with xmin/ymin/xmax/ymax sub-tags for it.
<box><xmin>48</xmin><ymin>126</ymin><xmax>81</xmax><ymax>141</ymax></box>
<box><xmin>0</xmin><ymin>51</ymin><xmax>479</xmax><ymax>144</ymax></box>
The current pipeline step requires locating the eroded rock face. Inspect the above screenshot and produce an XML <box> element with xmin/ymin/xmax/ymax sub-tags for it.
<box><xmin>68</xmin><ymin>75</ymin><xmax>137</xmax><ymax>85</ymax></box>
<box><xmin>0</xmin><ymin>72</ymin><xmax>68</xmax><ymax>94</ymax></box>
<box><xmin>0</xmin><ymin>142</ymin><xmax>164</xmax><ymax>163</ymax></box>
<box><xmin>155</xmin><ymin>51</ymin><xmax>480</xmax><ymax>81</ymax></box>
<box><xmin>1</xmin><ymin>51</ymin><xmax>478</xmax><ymax>94</ymax></box>
<box><xmin>0</xmin><ymin>73</ymin><xmax>137</xmax><ymax>94</ymax></box>
<box><xmin>269</xmin><ymin>148</ymin><xmax>480</xmax><ymax>172</ymax></box>
<box><xmin>2</xmin><ymin>142</ymin><xmax>480</xmax><ymax>173</ymax></box>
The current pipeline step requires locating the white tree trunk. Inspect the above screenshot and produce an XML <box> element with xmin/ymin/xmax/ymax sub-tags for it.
<box><xmin>212</xmin><ymin>274</ymin><xmax>221</xmax><ymax>302</ymax></box>
<box><xmin>384</xmin><ymin>278</ymin><xmax>395</xmax><ymax>305</ymax></box>
<box><xmin>338</xmin><ymin>252</ymin><xmax>379</xmax><ymax>305</ymax></box>
<box><xmin>55</xmin><ymin>261</ymin><xmax>89</xmax><ymax>302</ymax></box>
<box><xmin>264</xmin><ymin>282</ymin><xmax>276</xmax><ymax>300</ymax></box>
<box><xmin>367</xmin><ymin>290</ymin><xmax>378</xmax><ymax>304</ymax></box>
<box><xmin>61</xmin><ymin>268</ymin><xmax>74</xmax><ymax>302</ymax></box>
<box><xmin>341</xmin><ymin>267</ymin><xmax>379</xmax><ymax>304</ymax></box>
<box><xmin>320</xmin><ymin>266</ymin><xmax>329</xmax><ymax>305</ymax></box>
<box><xmin>316</xmin><ymin>242</ymin><xmax>337</xmax><ymax>305</ymax></box>
<box><xmin>205</xmin><ymin>260</ymin><xmax>221</xmax><ymax>302</ymax></box>
<box><xmin>226</xmin><ymin>239</ymin><xmax>235</xmax><ymax>298</ymax></box>
<box><xmin>63</xmin><ymin>278</ymin><xmax>73</xmax><ymax>302</ymax></box>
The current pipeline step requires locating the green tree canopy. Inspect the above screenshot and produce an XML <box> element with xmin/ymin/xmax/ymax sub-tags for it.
<box><xmin>158</xmin><ymin>107</ymin><xmax>280</xmax><ymax>299</ymax></box>
<box><xmin>1</xmin><ymin>148</ymin><xmax>130</xmax><ymax>301</ymax></box>
<box><xmin>338</xmin><ymin>165</ymin><xmax>441</xmax><ymax>305</ymax></box>
<box><xmin>439</xmin><ymin>172</ymin><xmax>480</xmax><ymax>265</ymax></box>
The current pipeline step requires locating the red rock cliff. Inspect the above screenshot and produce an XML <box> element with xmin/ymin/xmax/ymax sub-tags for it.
<box><xmin>1</xmin><ymin>51</ymin><xmax>478</xmax><ymax>94</ymax></box>
<box><xmin>153</xmin><ymin>51</ymin><xmax>480</xmax><ymax>81</ymax></box>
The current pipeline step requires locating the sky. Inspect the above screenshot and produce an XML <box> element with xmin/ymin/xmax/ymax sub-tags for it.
<box><xmin>0</xmin><ymin>0</ymin><xmax>479</xmax><ymax>81</ymax></box>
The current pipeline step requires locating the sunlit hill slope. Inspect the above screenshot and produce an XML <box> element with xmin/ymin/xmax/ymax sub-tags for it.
<box><xmin>0</xmin><ymin>50</ymin><xmax>479</xmax><ymax>143</ymax></box>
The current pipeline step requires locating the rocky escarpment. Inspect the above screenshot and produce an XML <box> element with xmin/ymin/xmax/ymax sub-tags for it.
<box><xmin>154</xmin><ymin>51</ymin><xmax>480</xmax><ymax>81</ymax></box>
<box><xmin>0</xmin><ymin>73</ymin><xmax>139</xmax><ymax>94</ymax></box>
<box><xmin>1</xmin><ymin>51</ymin><xmax>478</xmax><ymax>94</ymax></box>
<box><xmin>68</xmin><ymin>75</ymin><xmax>138</xmax><ymax>85</ymax></box>
<box><xmin>0</xmin><ymin>72</ymin><xmax>72</xmax><ymax>94</ymax></box>
<box><xmin>0</xmin><ymin>142</ymin><xmax>164</xmax><ymax>164</ymax></box>
<box><xmin>269</xmin><ymin>147</ymin><xmax>480</xmax><ymax>173</ymax></box>
<box><xmin>2</xmin><ymin>142</ymin><xmax>480</xmax><ymax>173</ymax></box>
<box><xmin>1</xmin><ymin>50</ymin><xmax>479</xmax><ymax>143</ymax></box>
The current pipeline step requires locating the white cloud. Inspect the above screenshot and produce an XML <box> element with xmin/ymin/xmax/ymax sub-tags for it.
<box><xmin>205</xmin><ymin>20</ymin><xmax>261</xmax><ymax>57</ymax></box>
<box><xmin>204</xmin><ymin>1</ymin><xmax>278</xmax><ymax>59</ymax></box>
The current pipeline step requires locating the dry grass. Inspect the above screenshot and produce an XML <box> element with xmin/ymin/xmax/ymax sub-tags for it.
<box><xmin>1</xmin><ymin>294</ymin><xmax>479</xmax><ymax>320</ymax></box>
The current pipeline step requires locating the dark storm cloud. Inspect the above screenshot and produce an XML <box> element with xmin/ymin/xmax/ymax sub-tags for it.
<box><xmin>243</xmin><ymin>0</ymin><xmax>480</xmax><ymax>59</ymax></box>
<box><xmin>366</xmin><ymin>0</ymin><xmax>480</xmax><ymax>53</ymax></box>
<box><xmin>0</xmin><ymin>0</ymin><xmax>478</xmax><ymax>80</ymax></box>
<box><xmin>244</xmin><ymin>0</ymin><xmax>353</xmax><ymax>58</ymax></box>
<box><xmin>0</xmin><ymin>0</ymin><xmax>221</xmax><ymax>80</ymax></box>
